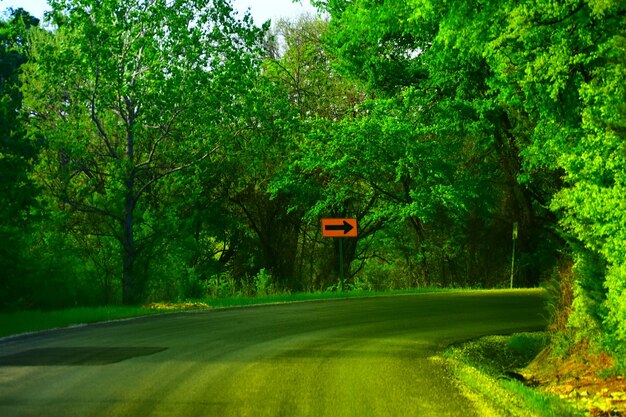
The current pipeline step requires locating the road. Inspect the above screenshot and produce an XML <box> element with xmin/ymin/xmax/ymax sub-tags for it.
<box><xmin>0</xmin><ymin>290</ymin><xmax>546</xmax><ymax>417</ymax></box>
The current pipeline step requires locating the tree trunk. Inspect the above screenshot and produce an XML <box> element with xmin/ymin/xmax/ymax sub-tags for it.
<box><xmin>122</xmin><ymin>186</ymin><xmax>135</xmax><ymax>305</ymax></box>
<box><xmin>122</xmin><ymin>104</ymin><xmax>136</xmax><ymax>305</ymax></box>
<box><xmin>409</xmin><ymin>216</ymin><xmax>430</xmax><ymax>286</ymax></box>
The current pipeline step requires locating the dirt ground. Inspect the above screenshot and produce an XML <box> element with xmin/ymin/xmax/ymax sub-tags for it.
<box><xmin>523</xmin><ymin>343</ymin><xmax>626</xmax><ymax>416</ymax></box>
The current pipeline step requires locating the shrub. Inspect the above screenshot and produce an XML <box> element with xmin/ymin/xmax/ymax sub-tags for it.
<box><xmin>542</xmin><ymin>258</ymin><xmax>575</xmax><ymax>333</ymax></box>
<box><xmin>207</xmin><ymin>274</ymin><xmax>238</xmax><ymax>298</ymax></box>
<box><xmin>254</xmin><ymin>268</ymin><xmax>273</xmax><ymax>297</ymax></box>
<box><xmin>604</xmin><ymin>264</ymin><xmax>626</xmax><ymax>363</ymax></box>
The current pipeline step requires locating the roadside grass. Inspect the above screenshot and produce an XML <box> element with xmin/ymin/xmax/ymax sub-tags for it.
<box><xmin>0</xmin><ymin>287</ymin><xmax>463</xmax><ymax>338</ymax></box>
<box><xmin>194</xmin><ymin>286</ymin><xmax>461</xmax><ymax>308</ymax></box>
<box><xmin>438</xmin><ymin>332</ymin><xmax>584</xmax><ymax>417</ymax></box>
<box><xmin>0</xmin><ymin>306</ymin><xmax>165</xmax><ymax>338</ymax></box>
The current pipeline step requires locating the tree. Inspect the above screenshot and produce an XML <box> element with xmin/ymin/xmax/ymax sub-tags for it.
<box><xmin>22</xmin><ymin>0</ymin><xmax>264</xmax><ymax>303</ymax></box>
<box><xmin>0</xmin><ymin>8</ymin><xmax>40</xmax><ymax>308</ymax></box>
<box><xmin>263</xmin><ymin>15</ymin><xmax>371</xmax><ymax>289</ymax></box>
<box><xmin>208</xmin><ymin>75</ymin><xmax>305</xmax><ymax>291</ymax></box>
<box><xmin>487</xmin><ymin>0</ymin><xmax>626</xmax><ymax>355</ymax></box>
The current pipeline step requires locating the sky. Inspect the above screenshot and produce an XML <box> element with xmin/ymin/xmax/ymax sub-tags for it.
<box><xmin>0</xmin><ymin>0</ymin><xmax>318</xmax><ymax>26</ymax></box>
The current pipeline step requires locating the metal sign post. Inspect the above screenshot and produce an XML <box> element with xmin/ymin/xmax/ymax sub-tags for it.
<box><xmin>338</xmin><ymin>239</ymin><xmax>344</xmax><ymax>292</ymax></box>
<box><xmin>510</xmin><ymin>222</ymin><xmax>518</xmax><ymax>289</ymax></box>
<box><xmin>322</xmin><ymin>218</ymin><xmax>358</xmax><ymax>292</ymax></box>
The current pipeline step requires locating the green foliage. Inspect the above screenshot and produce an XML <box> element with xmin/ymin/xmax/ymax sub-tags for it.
<box><xmin>310</xmin><ymin>0</ymin><xmax>562</xmax><ymax>289</ymax></box>
<box><xmin>207</xmin><ymin>274</ymin><xmax>238</xmax><ymax>298</ymax></box>
<box><xmin>254</xmin><ymin>268</ymin><xmax>274</xmax><ymax>297</ymax></box>
<box><xmin>20</xmin><ymin>0</ymin><xmax>265</xmax><ymax>304</ymax></box>
<box><xmin>567</xmin><ymin>250</ymin><xmax>607</xmax><ymax>338</ymax></box>
<box><xmin>0</xmin><ymin>9</ymin><xmax>41</xmax><ymax>309</ymax></box>
<box><xmin>603</xmin><ymin>264</ymin><xmax>626</xmax><ymax>359</ymax></box>
<box><xmin>493</xmin><ymin>0</ymin><xmax>625</xmax><ymax>359</ymax></box>
<box><xmin>0</xmin><ymin>305</ymin><xmax>169</xmax><ymax>337</ymax></box>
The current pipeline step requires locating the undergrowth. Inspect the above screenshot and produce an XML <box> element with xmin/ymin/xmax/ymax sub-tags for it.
<box><xmin>439</xmin><ymin>332</ymin><xmax>584</xmax><ymax>417</ymax></box>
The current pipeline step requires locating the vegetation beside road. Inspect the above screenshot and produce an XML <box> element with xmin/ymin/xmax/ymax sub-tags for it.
<box><xmin>0</xmin><ymin>305</ymin><xmax>166</xmax><ymax>338</ymax></box>
<box><xmin>440</xmin><ymin>331</ymin><xmax>626</xmax><ymax>416</ymax></box>
<box><xmin>440</xmin><ymin>333</ymin><xmax>583</xmax><ymax>417</ymax></box>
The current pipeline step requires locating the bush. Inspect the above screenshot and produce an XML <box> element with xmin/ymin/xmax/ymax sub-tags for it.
<box><xmin>254</xmin><ymin>268</ymin><xmax>273</xmax><ymax>297</ymax></box>
<box><xmin>207</xmin><ymin>274</ymin><xmax>238</xmax><ymax>298</ymax></box>
<box><xmin>567</xmin><ymin>250</ymin><xmax>607</xmax><ymax>342</ymax></box>
<box><xmin>542</xmin><ymin>258</ymin><xmax>575</xmax><ymax>333</ymax></box>
<box><xmin>348</xmin><ymin>276</ymin><xmax>372</xmax><ymax>292</ymax></box>
<box><xmin>184</xmin><ymin>270</ymin><xmax>208</xmax><ymax>299</ymax></box>
<box><xmin>604</xmin><ymin>264</ymin><xmax>626</xmax><ymax>363</ymax></box>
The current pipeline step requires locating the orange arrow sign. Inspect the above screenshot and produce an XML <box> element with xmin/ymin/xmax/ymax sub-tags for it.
<box><xmin>322</xmin><ymin>218</ymin><xmax>358</xmax><ymax>238</ymax></box>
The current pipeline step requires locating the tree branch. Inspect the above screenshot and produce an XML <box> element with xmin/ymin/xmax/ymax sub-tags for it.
<box><xmin>531</xmin><ymin>2</ymin><xmax>585</xmax><ymax>26</ymax></box>
<box><xmin>61</xmin><ymin>196</ymin><xmax>122</xmax><ymax>222</ymax></box>
<box><xmin>91</xmin><ymin>60</ymin><xmax>118</xmax><ymax>158</ymax></box>
<box><xmin>136</xmin><ymin>107</ymin><xmax>185</xmax><ymax>169</ymax></box>
<box><xmin>134</xmin><ymin>144</ymin><xmax>220</xmax><ymax>203</ymax></box>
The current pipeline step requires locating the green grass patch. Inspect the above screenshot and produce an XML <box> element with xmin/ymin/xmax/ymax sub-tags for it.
<box><xmin>439</xmin><ymin>332</ymin><xmax>584</xmax><ymax>417</ymax></box>
<box><xmin>196</xmin><ymin>287</ymin><xmax>461</xmax><ymax>308</ymax></box>
<box><xmin>0</xmin><ymin>306</ymin><xmax>167</xmax><ymax>338</ymax></box>
<box><xmin>0</xmin><ymin>287</ymin><xmax>464</xmax><ymax>338</ymax></box>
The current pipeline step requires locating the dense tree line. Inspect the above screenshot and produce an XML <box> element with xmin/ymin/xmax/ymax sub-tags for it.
<box><xmin>1</xmin><ymin>0</ymin><xmax>624</xmax><ymax>360</ymax></box>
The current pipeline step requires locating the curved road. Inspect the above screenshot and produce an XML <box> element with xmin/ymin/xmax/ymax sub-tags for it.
<box><xmin>0</xmin><ymin>290</ymin><xmax>546</xmax><ymax>417</ymax></box>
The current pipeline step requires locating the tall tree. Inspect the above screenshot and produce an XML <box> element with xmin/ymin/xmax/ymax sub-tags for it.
<box><xmin>0</xmin><ymin>8</ymin><xmax>40</xmax><ymax>308</ymax></box>
<box><xmin>264</xmin><ymin>15</ymin><xmax>370</xmax><ymax>289</ymax></box>
<box><xmin>487</xmin><ymin>0</ymin><xmax>626</xmax><ymax>355</ymax></box>
<box><xmin>22</xmin><ymin>0</ymin><xmax>264</xmax><ymax>303</ymax></box>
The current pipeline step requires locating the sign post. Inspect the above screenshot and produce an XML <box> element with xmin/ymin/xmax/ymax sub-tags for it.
<box><xmin>510</xmin><ymin>222</ymin><xmax>518</xmax><ymax>289</ymax></box>
<box><xmin>322</xmin><ymin>218</ymin><xmax>358</xmax><ymax>292</ymax></box>
<box><xmin>338</xmin><ymin>239</ymin><xmax>344</xmax><ymax>292</ymax></box>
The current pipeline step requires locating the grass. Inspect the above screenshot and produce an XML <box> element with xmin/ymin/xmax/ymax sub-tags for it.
<box><xmin>0</xmin><ymin>306</ymin><xmax>165</xmax><ymax>338</ymax></box>
<box><xmin>0</xmin><ymin>287</ymin><xmax>462</xmax><ymax>338</ymax></box>
<box><xmin>196</xmin><ymin>286</ymin><xmax>461</xmax><ymax>308</ymax></box>
<box><xmin>438</xmin><ymin>332</ymin><xmax>585</xmax><ymax>417</ymax></box>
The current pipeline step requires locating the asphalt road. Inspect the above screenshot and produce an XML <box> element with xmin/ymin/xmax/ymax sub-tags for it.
<box><xmin>0</xmin><ymin>290</ymin><xmax>546</xmax><ymax>417</ymax></box>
